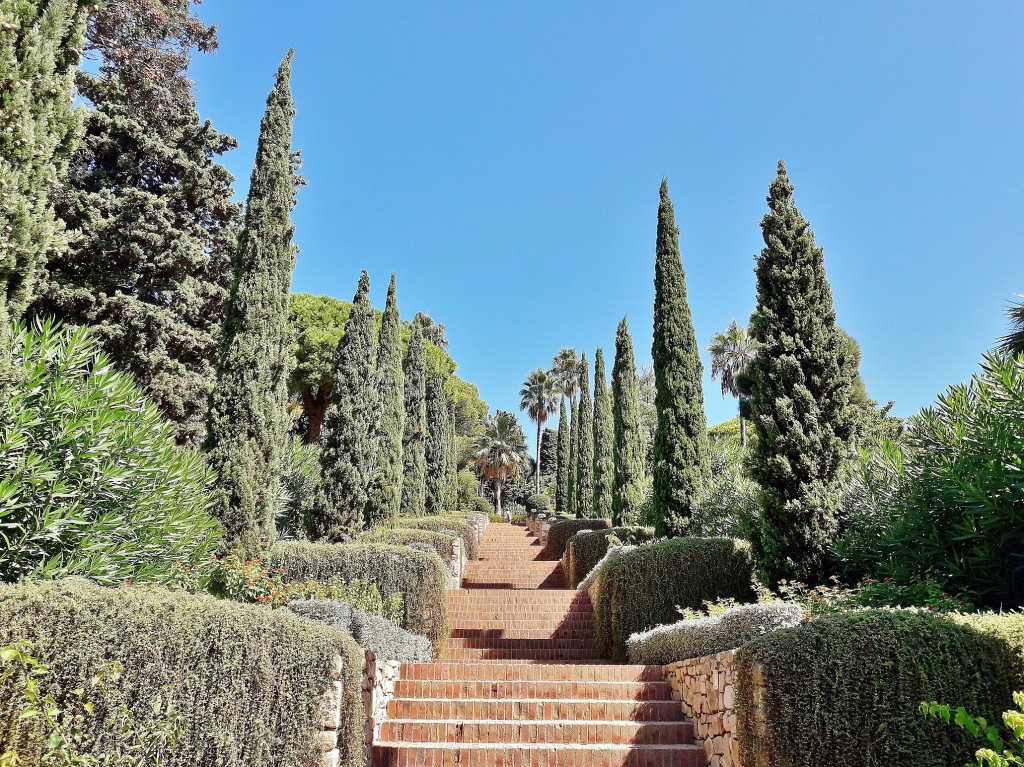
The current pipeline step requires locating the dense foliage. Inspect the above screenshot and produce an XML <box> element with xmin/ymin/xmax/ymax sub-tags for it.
<box><xmin>471</xmin><ymin>411</ymin><xmax>529</xmax><ymax>516</ymax></box>
<box><xmin>392</xmin><ymin>515</ymin><xmax>480</xmax><ymax>561</ymax></box>
<box><xmin>574</xmin><ymin>355</ymin><xmax>595</xmax><ymax>517</ymax></box>
<box><xmin>611</xmin><ymin>318</ymin><xmax>645</xmax><ymax>525</ymax></box>
<box><xmin>285</xmin><ymin>599</ymin><xmax>432</xmax><ymax>663</ymax></box>
<box><xmin>400</xmin><ymin>323</ymin><xmax>427</xmax><ymax>517</ymax></box>
<box><xmin>555</xmin><ymin>398</ymin><xmax>570</xmax><ymax>514</ymax></box>
<box><xmin>562</xmin><ymin>526</ymin><xmax>657</xmax><ymax>588</ymax></box>
<box><xmin>367</xmin><ymin>274</ymin><xmax>405</xmax><ymax>526</ymax></box>
<box><xmin>287</xmin><ymin>293</ymin><xmax>350</xmax><ymax>443</ymax></box>
<box><xmin>424</xmin><ymin>373</ymin><xmax>456</xmax><ymax>515</ymax></box>
<box><xmin>541</xmin><ymin>518</ymin><xmax>611</xmax><ymax>561</ymax></box>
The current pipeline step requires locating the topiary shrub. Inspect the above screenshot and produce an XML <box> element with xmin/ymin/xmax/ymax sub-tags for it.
<box><xmin>471</xmin><ymin>495</ymin><xmax>491</xmax><ymax>514</ymax></box>
<box><xmin>590</xmin><ymin>537</ymin><xmax>757</xmax><ymax>660</ymax></box>
<box><xmin>0</xmin><ymin>321</ymin><xmax>220</xmax><ymax>585</ymax></box>
<box><xmin>578</xmin><ymin>544</ymin><xmax>637</xmax><ymax>592</ymax></box>
<box><xmin>0</xmin><ymin>580</ymin><xmax>363</xmax><ymax>767</ymax></box>
<box><xmin>627</xmin><ymin>602</ymin><xmax>803</xmax><ymax>665</ymax></box>
<box><xmin>269</xmin><ymin>541</ymin><xmax>449</xmax><ymax>654</ymax></box>
<box><xmin>526</xmin><ymin>494</ymin><xmax>551</xmax><ymax>512</ymax></box>
<box><xmin>735</xmin><ymin>610</ymin><xmax>1024</xmax><ymax>767</ymax></box>
<box><xmin>392</xmin><ymin>516</ymin><xmax>479</xmax><ymax>560</ymax></box>
<box><xmin>563</xmin><ymin>526</ymin><xmax>657</xmax><ymax>587</ymax></box>
<box><xmin>358</xmin><ymin>528</ymin><xmax>459</xmax><ymax>566</ymax></box>
<box><xmin>541</xmin><ymin>518</ymin><xmax>611</xmax><ymax>560</ymax></box>
<box><xmin>285</xmin><ymin>599</ymin><xmax>432</xmax><ymax>663</ymax></box>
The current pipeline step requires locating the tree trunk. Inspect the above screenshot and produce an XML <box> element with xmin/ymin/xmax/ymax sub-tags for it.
<box><xmin>739</xmin><ymin>411</ymin><xmax>746</xmax><ymax>448</ymax></box>
<box><xmin>301</xmin><ymin>387</ymin><xmax>330</xmax><ymax>444</ymax></box>
<box><xmin>535</xmin><ymin>421</ymin><xmax>543</xmax><ymax>493</ymax></box>
<box><xmin>495</xmin><ymin>481</ymin><xmax>503</xmax><ymax>517</ymax></box>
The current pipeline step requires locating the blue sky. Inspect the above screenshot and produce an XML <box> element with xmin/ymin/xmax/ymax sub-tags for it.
<box><xmin>191</xmin><ymin>1</ymin><xmax>1023</xmax><ymax>446</ymax></box>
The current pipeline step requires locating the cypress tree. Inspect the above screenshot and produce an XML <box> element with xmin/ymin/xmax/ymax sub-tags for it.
<box><xmin>555</xmin><ymin>398</ymin><xmax>570</xmax><ymax>514</ymax></box>
<box><xmin>400</xmin><ymin>323</ymin><xmax>427</xmax><ymax>517</ymax></box>
<box><xmin>592</xmin><ymin>347</ymin><xmax>614</xmax><ymax>520</ymax></box>
<box><xmin>575</xmin><ymin>354</ymin><xmax>594</xmax><ymax>517</ymax></box>
<box><xmin>651</xmin><ymin>178</ymin><xmax>710</xmax><ymax>536</ymax></box>
<box><xmin>318</xmin><ymin>271</ymin><xmax>378</xmax><ymax>540</ymax></box>
<box><xmin>568</xmin><ymin>392</ymin><xmax>579</xmax><ymax>516</ymax></box>
<box><xmin>365</xmin><ymin>273</ymin><xmax>404</xmax><ymax>527</ymax></box>
<box><xmin>444</xmin><ymin>401</ymin><xmax>458</xmax><ymax>510</ymax></box>
<box><xmin>204</xmin><ymin>52</ymin><xmax>299</xmax><ymax>553</ymax></box>
<box><xmin>425</xmin><ymin>372</ymin><xmax>454</xmax><ymax>514</ymax></box>
<box><xmin>539</xmin><ymin>426</ymin><xmax>558</xmax><ymax>489</ymax></box>
<box><xmin>746</xmin><ymin>161</ymin><xmax>857</xmax><ymax>584</ymax></box>
<box><xmin>612</xmin><ymin>317</ymin><xmax>645</xmax><ymax>525</ymax></box>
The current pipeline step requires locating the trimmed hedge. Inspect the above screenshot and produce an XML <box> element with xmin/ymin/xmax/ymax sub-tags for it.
<box><xmin>269</xmin><ymin>541</ymin><xmax>449</xmax><ymax>654</ymax></box>
<box><xmin>0</xmin><ymin>580</ymin><xmax>363</xmax><ymax>767</ymax></box>
<box><xmin>526</xmin><ymin>494</ymin><xmax>551</xmax><ymax>512</ymax></box>
<box><xmin>590</xmin><ymin>537</ymin><xmax>757</xmax><ymax>660</ymax></box>
<box><xmin>359</xmin><ymin>527</ymin><xmax>458</xmax><ymax>565</ymax></box>
<box><xmin>627</xmin><ymin>602</ymin><xmax>803</xmax><ymax>665</ymax></box>
<box><xmin>286</xmin><ymin>600</ymin><xmax>432</xmax><ymax>663</ymax></box>
<box><xmin>735</xmin><ymin>610</ymin><xmax>1024</xmax><ymax>767</ymax></box>
<box><xmin>541</xmin><ymin>518</ymin><xmax>611</xmax><ymax>560</ymax></box>
<box><xmin>563</xmin><ymin>526</ymin><xmax>656</xmax><ymax>587</ymax></box>
<box><xmin>392</xmin><ymin>516</ymin><xmax>479</xmax><ymax>560</ymax></box>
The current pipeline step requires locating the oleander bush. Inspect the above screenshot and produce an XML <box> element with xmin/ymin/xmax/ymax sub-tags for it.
<box><xmin>285</xmin><ymin>599</ymin><xmax>432</xmax><ymax>662</ymax></box>
<box><xmin>735</xmin><ymin>610</ymin><xmax>1024</xmax><ymax>767</ymax></box>
<box><xmin>590</xmin><ymin>537</ymin><xmax>757</xmax><ymax>660</ymax></box>
<box><xmin>359</xmin><ymin>528</ymin><xmax>459</xmax><ymax>566</ymax></box>
<box><xmin>392</xmin><ymin>516</ymin><xmax>479</xmax><ymax>560</ymax></box>
<box><xmin>0</xmin><ymin>321</ymin><xmax>221</xmax><ymax>586</ymax></box>
<box><xmin>0</xmin><ymin>580</ymin><xmax>363</xmax><ymax>767</ymax></box>
<box><xmin>563</xmin><ymin>526</ymin><xmax>657</xmax><ymax>587</ymax></box>
<box><xmin>541</xmin><ymin>519</ymin><xmax>611</xmax><ymax>560</ymax></box>
<box><xmin>269</xmin><ymin>541</ymin><xmax>449</xmax><ymax>653</ymax></box>
<box><xmin>627</xmin><ymin>601</ymin><xmax>803</xmax><ymax>665</ymax></box>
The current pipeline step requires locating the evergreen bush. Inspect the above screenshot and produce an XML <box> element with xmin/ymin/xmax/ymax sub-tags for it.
<box><xmin>541</xmin><ymin>519</ymin><xmax>611</xmax><ymax>560</ymax></box>
<box><xmin>526</xmin><ymin>494</ymin><xmax>551</xmax><ymax>512</ymax></box>
<box><xmin>735</xmin><ymin>610</ymin><xmax>1024</xmax><ymax>767</ymax></box>
<box><xmin>562</xmin><ymin>526</ymin><xmax>656</xmax><ymax>587</ymax></box>
<box><xmin>392</xmin><ymin>516</ymin><xmax>479</xmax><ymax>560</ymax></box>
<box><xmin>0</xmin><ymin>580</ymin><xmax>363</xmax><ymax>767</ymax></box>
<box><xmin>590</xmin><ymin>538</ymin><xmax>757</xmax><ymax>659</ymax></box>
<box><xmin>359</xmin><ymin>528</ymin><xmax>459</xmax><ymax>566</ymax></box>
<box><xmin>285</xmin><ymin>599</ymin><xmax>432</xmax><ymax>663</ymax></box>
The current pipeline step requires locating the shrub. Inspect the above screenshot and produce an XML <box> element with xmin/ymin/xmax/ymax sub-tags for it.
<box><xmin>0</xmin><ymin>580</ymin><xmax>364</xmax><ymax>767</ymax></box>
<box><xmin>285</xmin><ymin>600</ymin><xmax>432</xmax><ymax>663</ymax></box>
<box><xmin>392</xmin><ymin>516</ymin><xmax>479</xmax><ymax>560</ymax></box>
<box><xmin>578</xmin><ymin>544</ymin><xmax>637</xmax><ymax>592</ymax></box>
<box><xmin>922</xmin><ymin>691</ymin><xmax>1024</xmax><ymax>767</ymax></box>
<box><xmin>627</xmin><ymin>602</ymin><xmax>803</xmax><ymax>665</ymax></box>
<box><xmin>590</xmin><ymin>537</ymin><xmax>757</xmax><ymax>660</ymax></box>
<box><xmin>563</xmin><ymin>526</ymin><xmax>656</xmax><ymax>587</ymax></box>
<box><xmin>687</xmin><ymin>440</ymin><xmax>757</xmax><ymax>538</ymax></box>
<box><xmin>0</xmin><ymin>321</ymin><xmax>220</xmax><ymax>586</ymax></box>
<box><xmin>541</xmin><ymin>519</ymin><xmax>611</xmax><ymax>560</ymax></box>
<box><xmin>269</xmin><ymin>541</ymin><xmax>449</xmax><ymax>653</ymax></box>
<box><xmin>471</xmin><ymin>495</ymin><xmax>491</xmax><ymax>514</ymax></box>
<box><xmin>277</xmin><ymin>435</ymin><xmax>321</xmax><ymax>539</ymax></box>
<box><xmin>735</xmin><ymin>610</ymin><xmax>1024</xmax><ymax>767</ymax></box>
<box><xmin>526</xmin><ymin>494</ymin><xmax>551</xmax><ymax>512</ymax></box>
<box><xmin>359</xmin><ymin>528</ymin><xmax>459</xmax><ymax>567</ymax></box>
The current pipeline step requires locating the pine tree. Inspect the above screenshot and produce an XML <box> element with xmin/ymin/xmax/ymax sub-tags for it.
<box><xmin>204</xmin><ymin>52</ymin><xmax>299</xmax><ymax>553</ymax></box>
<box><xmin>612</xmin><ymin>317</ymin><xmax>645</xmax><ymax>525</ymax></box>
<box><xmin>575</xmin><ymin>354</ymin><xmax>595</xmax><ymax>517</ymax></box>
<box><xmin>568</xmin><ymin>392</ymin><xmax>579</xmax><ymax>516</ymax></box>
<box><xmin>592</xmin><ymin>347</ymin><xmax>614</xmax><ymax>520</ymax></box>
<box><xmin>555</xmin><ymin>398</ymin><xmax>570</xmax><ymax>514</ymax></box>
<box><xmin>651</xmin><ymin>178</ymin><xmax>709</xmax><ymax>535</ymax></box>
<box><xmin>425</xmin><ymin>372</ymin><xmax>454</xmax><ymax>514</ymax></box>
<box><xmin>0</xmin><ymin>0</ymin><xmax>88</xmax><ymax>338</ymax></box>
<box><xmin>318</xmin><ymin>271</ymin><xmax>378</xmax><ymax>540</ymax></box>
<box><xmin>746</xmin><ymin>161</ymin><xmax>857</xmax><ymax>584</ymax></box>
<box><xmin>365</xmin><ymin>273</ymin><xmax>404</xmax><ymax>527</ymax></box>
<box><xmin>400</xmin><ymin>323</ymin><xmax>427</xmax><ymax>517</ymax></box>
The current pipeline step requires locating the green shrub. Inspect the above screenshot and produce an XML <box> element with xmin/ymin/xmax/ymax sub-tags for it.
<box><xmin>391</xmin><ymin>516</ymin><xmax>479</xmax><ymax>560</ymax></box>
<box><xmin>563</xmin><ymin>526</ymin><xmax>656</xmax><ymax>587</ymax></box>
<box><xmin>359</xmin><ymin>528</ymin><xmax>459</xmax><ymax>565</ymax></box>
<box><xmin>922</xmin><ymin>690</ymin><xmax>1024</xmax><ymax>767</ymax></box>
<box><xmin>541</xmin><ymin>519</ymin><xmax>611</xmax><ymax>560</ymax></box>
<box><xmin>0</xmin><ymin>580</ymin><xmax>363</xmax><ymax>767</ymax></box>
<box><xmin>526</xmin><ymin>494</ymin><xmax>551</xmax><ymax>512</ymax></box>
<box><xmin>590</xmin><ymin>537</ymin><xmax>757</xmax><ymax>660</ymax></box>
<box><xmin>688</xmin><ymin>440</ymin><xmax>757</xmax><ymax>538</ymax></box>
<box><xmin>277</xmin><ymin>435</ymin><xmax>321</xmax><ymax>539</ymax></box>
<box><xmin>269</xmin><ymin>541</ymin><xmax>449</xmax><ymax>653</ymax></box>
<box><xmin>285</xmin><ymin>600</ymin><xmax>432</xmax><ymax>663</ymax></box>
<box><xmin>0</xmin><ymin>321</ymin><xmax>220</xmax><ymax>586</ymax></box>
<box><xmin>735</xmin><ymin>610</ymin><xmax>1024</xmax><ymax>767</ymax></box>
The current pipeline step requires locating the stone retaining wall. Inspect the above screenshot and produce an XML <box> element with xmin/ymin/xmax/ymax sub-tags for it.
<box><xmin>663</xmin><ymin>650</ymin><xmax>741</xmax><ymax>767</ymax></box>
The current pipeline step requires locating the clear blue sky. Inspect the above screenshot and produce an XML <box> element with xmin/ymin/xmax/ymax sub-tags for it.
<box><xmin>191</xmin><ymin>1</ymin><xmax>1023</xmax><ymax>446</ymax></box>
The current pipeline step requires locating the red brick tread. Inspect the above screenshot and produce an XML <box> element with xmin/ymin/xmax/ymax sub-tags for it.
<box><xmin>372</xmin><ymin>743</ymin><xmax>706</xmax><ymax>767</ymax></box>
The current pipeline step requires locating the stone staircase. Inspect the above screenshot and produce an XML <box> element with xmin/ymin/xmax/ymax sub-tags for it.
<box><xmin>372</xmin><ymin>523</ymin><xmax>703</xmax><ymax>767</ymax></box>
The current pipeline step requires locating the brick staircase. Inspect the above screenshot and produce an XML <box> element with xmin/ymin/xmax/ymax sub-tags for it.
<box><xmin>372</xmin><ymin>523</ymin><xmax>703</xmax><ymax>767</ymax></box>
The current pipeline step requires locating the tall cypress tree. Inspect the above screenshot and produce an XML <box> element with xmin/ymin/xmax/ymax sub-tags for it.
<box><xmin>539</xmin><ymin>426</ymin><xmax>558</xmax><ymax>490</ymax></box>
<box><xmin>651</xmin><ymin>178</ymin><xmax>710</xmax><ymax>536</ymax></box>
<box><xmin>592</xmin><ymin>347</ymin><xmax>614</xmax><ymax>520</ymax></box>
<box><xmin>318</xmin><ymin>271</ymin><xmax>377</xmax><ymax>540</ymax></box>
<box><xmin>555</xmin><ymin>398</ymin><xmax>570</xmax><ymax>514</ymax></box>
<box><xmin>425</xmin><ymin>372</ymin><xmax>454</xmax><ymax>514</ymax></box>
<box><xmin>204</xmin><ymin>52</ymin><xmax>299</xmax><ymax>553</ymax></box>
<box><xmin>365</xmin><ymin>273</ymin><xmax>404</xmax><ymax>527</ymax></box>
<box><xmin>575</xmin><ymin>354</ymin><xmax>594</xmax><ymax>517</ymax></box>
<box><xmin>612</xmin><ymin>317</ymin><xmax>645</xmax><ymax>525</ymax></box>
<box><xmin>568</xmin><ymin>392</ymin><xmax>579</xmax><ymax>516</ymax></box>
<box><xmin>746</xmin><ymin>161</ymin><xmax>857</xmax><ymax>584</ymax></box>
<box><xmin>400</xmin><ymin>323</ymin><xmax>427</xmax><ymax>517</ymax></box>
<box><xmin>444</xmin><ymin>400</ymin><xmax>458</xmax><ymax>510</ymax></box>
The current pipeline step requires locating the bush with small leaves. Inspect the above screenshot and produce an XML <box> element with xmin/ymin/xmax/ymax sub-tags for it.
<box><xmin>285</xmin><ymin>600</ymin><xmax>432</xmax><ymax>663</ymax></box>
<box><xmin>526</xmin><ymin>494</ymin><xmax>551</xmax><ymax>512</ymax></box>
<box><xmin>391</xmin><ymin>516</ymin><xmax>479</xmax><ymax>560</ymax></box>
<box><xmin>541</xmin><ymin>519</ymin><xmax>611</xmax><ymax>560</ymax></box>
<box><xmin>563</xmin><ymin>526</ymin><xmax>657</xmax><ymax>587</ymax></box>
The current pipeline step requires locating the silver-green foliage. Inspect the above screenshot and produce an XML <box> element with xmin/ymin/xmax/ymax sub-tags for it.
<box><xmin>687</xmin><ymin>440</ymin><xmax>757</xmax><ymax>539</ymax></box>
<box><xmin>0</xmin><ymin>321</ymin><xmax>220</xmax><ymax>585</ymax></box>
<box><xmin>285</xmin><ymin>599</ymin><xmax>432</xmax><ymax>663</ymax></box>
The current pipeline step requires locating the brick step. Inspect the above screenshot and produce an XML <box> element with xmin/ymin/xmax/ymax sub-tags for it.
<box><xmin>462</xmin><ymin>581</ymin><xmax>568</xmax><ymax>590</ymax></box>
<box><xmin>451</xmin><ymin>628</ymin><xmax>595</xmax><ymax>640</ymax></box>
<box><xmin>448</xmin><ymin>618</ymin><xmax>592</xmax><ymax>628</ymax></box>
<box><xmin>448</xmin><ymin>608</ymin><xmax>591</xmax><ymax>617</ymax></box>
<box><xmin>386</xmin><ymin>698</ymin><xmax>683</xmax><ymax>721</ymax></box>
<box><xmin>448</xmin><ymin>588</ymin><xmax>586</xmax><ymax>598</ymax></box>
<box><xmin>441</xmin><ymin>648</ymin><xmax>600</xmax><ymax>662</ymax></box>
<box><xmin>392</xmin><ymin>679</ymin><xmax>674</xmax><ymax>701</ymax></box>
<box><xmin>372</xmin><ymin>743</ymin><xmax>706</xmax><ymax>767</ymax></box>
<box><xmin>446</xmin><ymin>638</ymin><xmax>593</xmax><ymax>650</ymax></box>
<box><xmin>378</xmin><ymin>719</ymin><xmax>694</xmax><ymax>746</ymax></box>
<box><xmin>400</xmin><ymin>663</ymin><xmax>666</xmax><ymax>682</ymax></box>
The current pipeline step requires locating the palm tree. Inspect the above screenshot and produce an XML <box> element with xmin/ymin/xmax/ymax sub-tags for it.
<box><xmin>707</xmin><ymin>320</ymin><xmax>758</xmax><ymax>446</ymax></box>
<box><xmin>999</xmin><ymin>296</ymin><xmax>1024</xmax><ymax>356</ymax></box>
<box><xmin>471</xmin><ymin>410</ymin><xmax>529</xmax><ymax>517</ymax></box>
<box><xmin>519</xmin><ymin>368</ymin><xmax>561</xmax><ymax>493</ymax></box>
<box><xmin>552</xmin><ymin>348</ymin><xmax>581</xmax><ymax>404</ymax></box>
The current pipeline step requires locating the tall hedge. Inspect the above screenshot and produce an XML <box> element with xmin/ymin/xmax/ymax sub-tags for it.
<box><xmin>0</xmin><ymin>580</ymin><xmax>363</xmax><ymax>767</ymax></box>
<box><xmin>590</xmin><ymin>537</ymin><xmax>756</xmax><ymax>660</ymax></box>
<box><xmin>393</xmin><ymin>516</ymin><xmax>479</xmax><ymax>561</ymax></box>
<box><xmin>541</xmin><ymin>518</ymin><xmax>611</xmax><ymax>561</ymax></box>
<box><xmin>562</xmin><ymin>526</ymin><xmax>657</xmax><ymax>588</ymax></box>
<box><xmin>269</xmin><ymin>541</ymin><xmax>449</xmax><ymax>653</ymax></box>
<box><xmin>735</xmin><ymin>610</ymin><xmax>1024</xmax><ymax>767</ymax></box>
<box><xmin>359</xmin><ymin>527</ymin><xmax>459</xmax><ymax>565</ymax></box>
